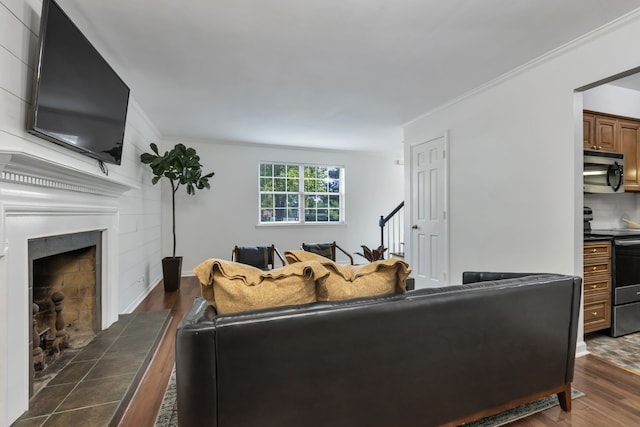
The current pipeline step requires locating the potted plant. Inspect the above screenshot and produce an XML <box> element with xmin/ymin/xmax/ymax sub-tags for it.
<box><xmin>355</xmin><ymin>245</ymin><xmax>387</xmax><ymax>262</ymax></box>
<box><xmin>141</xmin><ymin>143</ymin><xmax>215</xmax><ymax>291</ymax></box>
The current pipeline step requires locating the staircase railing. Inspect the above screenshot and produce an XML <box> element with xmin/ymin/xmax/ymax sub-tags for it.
<box><xmin>379</xmin><ymin>201</ymin><xmax>404</xmax><ymax>258</ymax></box>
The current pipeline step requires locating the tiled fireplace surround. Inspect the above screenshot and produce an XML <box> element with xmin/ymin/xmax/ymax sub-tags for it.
<box><xmin>0</xmin><ymin>151</ymin><xmax>132</xmax><ymax>425</ymax></box>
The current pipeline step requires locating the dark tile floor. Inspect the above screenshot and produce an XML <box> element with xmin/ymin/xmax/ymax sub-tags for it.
<box><xmin>12</xmin><ymin>310</ymin><xmax>171</xmax><ymax>427</ymax></box>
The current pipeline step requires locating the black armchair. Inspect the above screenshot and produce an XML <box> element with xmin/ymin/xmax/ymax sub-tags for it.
<box><xmin>232</xmin><ymin>245</ymin><xmax>286</xmax><ymax>270</ymax></box>
<box><xmin>301</xmin><ymin>241</ymin><xmax>354</xmax><ymax>265</ymax></box>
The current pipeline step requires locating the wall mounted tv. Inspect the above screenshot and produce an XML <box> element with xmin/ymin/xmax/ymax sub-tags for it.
<box><xmin>28</xmin><ymin>0</ymin><xmax>130</xmax><ymax>166</ymax></box>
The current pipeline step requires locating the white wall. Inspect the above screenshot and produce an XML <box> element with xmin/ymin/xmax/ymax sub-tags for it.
<box><xmin>0</xmin><ymin>0</ymin><xmax>162</xmax><ymax>312</ymax></box>
<box><xmin>404</xmin><ymin>12</ymin><xmax>640</xmax><ymax>283</ymax></box>
<box><xmin>159</xmin><ymin>138</ymin><xmax>404</xmax><ymax>273</ymax></box>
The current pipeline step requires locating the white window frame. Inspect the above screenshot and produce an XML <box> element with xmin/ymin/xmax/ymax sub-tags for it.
<box><xmin>258</xmin><ymin>162</ymin><xmax>345</xmax><ymax>225</ymax></box>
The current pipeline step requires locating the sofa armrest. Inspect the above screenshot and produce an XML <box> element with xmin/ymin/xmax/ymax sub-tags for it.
<box><xmin>176</xmin><ymin>297</ymin><xmax>218</xmax><ymax>427</ymax></box>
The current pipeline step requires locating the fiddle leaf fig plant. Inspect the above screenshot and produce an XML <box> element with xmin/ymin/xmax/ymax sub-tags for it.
<box><xmin>140</xmin><ymin>142</ymin><xmax>215</xmax><ymax>257</ymax></box>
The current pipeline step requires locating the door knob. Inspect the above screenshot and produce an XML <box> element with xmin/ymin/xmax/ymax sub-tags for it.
<box><xmin>412</xmin><ymin>224</ymin><xmax>418</xmax><ymax>229</ymax></box>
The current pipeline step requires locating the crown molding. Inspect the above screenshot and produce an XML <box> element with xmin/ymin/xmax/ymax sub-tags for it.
<box><xmin>404</xmin><ymin>8</ymin><xmax>640</xmax><ymax>127</ymax></box>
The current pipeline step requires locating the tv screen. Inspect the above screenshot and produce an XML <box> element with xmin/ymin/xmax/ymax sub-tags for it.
<box><xmin>28</xmin><ymin>0</ymin><xmax>130</xmax><ymax>166</ymax></box>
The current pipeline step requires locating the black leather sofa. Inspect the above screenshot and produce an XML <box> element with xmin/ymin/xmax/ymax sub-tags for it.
<box><xmin>176</xmin><ymin>272</ymin><xmax>582</xmax><ymax>427</ymax></box>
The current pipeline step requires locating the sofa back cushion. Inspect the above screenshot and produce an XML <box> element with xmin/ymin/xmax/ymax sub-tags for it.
<box><xmin>285</xmin><ymin>250</ymin><xmax>410</xmax><ymax>301</ymax></box>
<box><xmin>193</xmin><ymin>259</ymin><xmax>330</xmax><ymax>314</ymax></box>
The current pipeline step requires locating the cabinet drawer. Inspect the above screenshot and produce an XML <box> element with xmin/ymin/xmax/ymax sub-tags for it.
<box><xmin>584</xmin><ymin>241</ymin><xmax>611</xmax><ymax>260</ymax></box>
<box><xmin>584</xmin><ymin>289</ymin><xmax>610</xmax><ymax>305</ymax></box>
<box><xmin>584</xmin><ymin>276</ymin><xmax>611</xmax><ymax>295</ymax></box>
<box><xmin>583</xmin><ymin>261</ymin><xmax>611</xmax><ymax>278</ymax></box>
<box><xmin>584</xmin><ymin>300</ymin><xmax>611</xmax><ymax>333</ymax></box>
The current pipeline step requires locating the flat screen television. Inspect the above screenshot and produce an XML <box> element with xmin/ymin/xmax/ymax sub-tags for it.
<box><xmin>28</xmin><ymin>0</ymin><xmax>130</xmax><ymax>166</ymax></box>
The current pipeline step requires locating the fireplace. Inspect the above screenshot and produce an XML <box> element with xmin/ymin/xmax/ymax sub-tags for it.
<box><xmin>29</xmin><ymin>231</ymin><xmax>102</xmax><ymax>395</ymax></box>
<box><xmin>1</xmin><ymin>151</ymin><xmax>132</xmax><ymax>424</ymax></box>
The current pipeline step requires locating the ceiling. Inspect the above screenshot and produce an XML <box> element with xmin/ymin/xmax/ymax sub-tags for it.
<box><xmin>609</xmin><ymin>72</ymin><xmax>640</xmax><ymax>91</ymax></box>
<box><xmin>60</xmin><ymin>0</ymin><xmax>640</xmax><ymax>152</ymax></box>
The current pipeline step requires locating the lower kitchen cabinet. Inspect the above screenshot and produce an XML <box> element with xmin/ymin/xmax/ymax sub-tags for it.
<box><xmin>583</xmin><ymin>240</ymin><xmax>612</xmax><ymax>333</ymax></box>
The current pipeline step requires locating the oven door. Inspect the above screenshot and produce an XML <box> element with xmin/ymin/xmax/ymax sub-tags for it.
<box><xmin>613</xmin><ymin>239</ymin><xmax>640</xmax><ymax>289</ymax></box>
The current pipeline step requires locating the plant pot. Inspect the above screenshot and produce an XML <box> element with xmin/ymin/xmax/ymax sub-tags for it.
<box><xmin>162</xmin><ymin>256</ymin><xmax>183</xmax><ymax>292</ymax></box>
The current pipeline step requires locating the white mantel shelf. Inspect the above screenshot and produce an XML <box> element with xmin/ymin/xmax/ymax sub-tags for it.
<box><xmin>0</xmin><ymin>151</ymin><xmax>137</xmax><ymax>196</ymax></box>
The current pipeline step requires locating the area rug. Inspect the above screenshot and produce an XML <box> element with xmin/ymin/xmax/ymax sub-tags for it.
<box><xmin>155</xmin><ymin>368</ymin><xmax>177</xmax><ymax>427</ymax></box>
<box><xmin>461</xmin><ymin>388</ymin><xmax>583</xmax><ymax>426</ymax></box>
<box><xmin>154</xmin><ymin>369</ymin><xmax>582</xmax><ymax>427</ymax></box>
<box><xmin>586</xmin><ymin>331</ymin><xmax>640</xmax><ymax>375</ymax></box>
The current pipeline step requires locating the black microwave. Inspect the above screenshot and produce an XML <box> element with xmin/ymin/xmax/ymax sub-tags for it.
<box><xmin>584</xmin><ymin>149</ymin><xmax>624</xmax><ymax>193</ymax></box>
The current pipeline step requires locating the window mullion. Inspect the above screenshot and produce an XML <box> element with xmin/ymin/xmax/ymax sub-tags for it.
<box><xmin>299</xmin><ymin>165</ymin><xmax>304</xmax><ymax>223</ymax></box>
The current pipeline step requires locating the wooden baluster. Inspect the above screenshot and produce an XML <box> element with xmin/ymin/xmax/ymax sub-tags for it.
<box><xmin>51</xmin><ymin>292</ymin><xmax>69</xmax><ymax>355</ymax></box>
<box><xmin>32</xmin><ymin>303</ymin><xmax>46</xmax><ymax>371</ymax></box>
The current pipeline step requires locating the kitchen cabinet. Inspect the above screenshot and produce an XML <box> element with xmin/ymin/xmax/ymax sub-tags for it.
<box><xmin>584</xmin><ymin>110</ymin><xmax>640</xmax><ymax>192</ymax></box>
<box><xmin>583</xmin><ymin>240</ymin><xmax>612</xmax><ymax>334</ymax></box>
<box><xmin>618</xmin><ymin>119</ymin><xmax>640</xmax><ymax>191</ymax></box>
<box><xmin>595</xmin><ymin>116</ymin><xmax>618</xmax><ymax>151</ymax></box>
<box><xmin>583</xmin><ymin>113</ymin><xmax>595</xmax><ymax>149</ymax></box>
<box><xmin>584</xmin><ymin>112</ymin><xmax>618</xmax><ymax>151</ymax></box>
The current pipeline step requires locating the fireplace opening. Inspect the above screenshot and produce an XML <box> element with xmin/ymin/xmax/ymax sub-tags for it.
<box><xmin>28</xmin><ymin>231</ymin><xmax>102</xmax><ymax>397</ymax></box>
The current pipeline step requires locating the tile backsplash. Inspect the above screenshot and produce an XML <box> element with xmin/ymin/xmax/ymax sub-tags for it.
<box><xmin>585</xmin><ymin>193</ymin><xmax>639</xmax><ymax>229</ymax></box>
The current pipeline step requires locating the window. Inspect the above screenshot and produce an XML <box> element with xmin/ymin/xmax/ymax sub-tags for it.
<box><xmin>259</xmin><ymin>163</ymin><xmax>343</xmax><ymax>224</ymax></box>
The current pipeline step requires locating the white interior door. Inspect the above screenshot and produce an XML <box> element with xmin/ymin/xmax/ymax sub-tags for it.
<box><xmin>410</xmin><ymin>136</ymin><xmax>448</xmax><ymax>288</ymax></box>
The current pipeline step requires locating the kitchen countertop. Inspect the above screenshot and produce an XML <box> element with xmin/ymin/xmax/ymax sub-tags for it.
<box><xmin>585</xmin><ymin>228</ymin><xmax>640</xmax><ymax>241</ymax></box>
<box><xmin>584</xmin><ymin>234</ymin><xmax>614</xmax><ymax>241</ymax></box>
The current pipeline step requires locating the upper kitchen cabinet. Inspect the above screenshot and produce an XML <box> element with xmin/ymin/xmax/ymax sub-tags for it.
<box><xmin>619</xmin><ymin>119</ymin><xmax>640</xmax><ymax>191</ymax></box>
<box><xmin>584</xmin><ymin>110</ymin><xmax>640</xmax><ymax>192</ymax></box>
<box><xmin>583</xmin><ymin>113</ymin><xmax>595</xmax><ymax>149</ymax></box>
<box><xmin>583</xmin><ymin>112</ymin><xmax>618</xmax><ymax>151</ymax></box>
<box><xmin>595</xmin><ymin>115</ymin><xmax>618</xmax><ymax>151</ymax></box>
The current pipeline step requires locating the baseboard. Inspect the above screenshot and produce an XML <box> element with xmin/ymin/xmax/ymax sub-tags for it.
<box><xmin>575</xmin><ymin>339</ymin><xmax>588</xmax><ymax>358</ymax></box>
<box><xmin>123</xmin><ymin>272</ymin><xmax>196</xmax><ymax>314</ymax></box>
<box><xmin>122</xmin><ymin>275</ymin><xmax>163</xmax><ymax>314</ymax></box>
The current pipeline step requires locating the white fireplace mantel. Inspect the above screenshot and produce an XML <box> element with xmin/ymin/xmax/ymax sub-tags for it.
<box><xmin>0</xmin><ymin>150</ymin><xmax>126</xmax><ymax>423</ymax></box>
<box><xmin>0</xmin><ymin>150</ymin><xmax>137</xmax><ymax>197</ymax></box>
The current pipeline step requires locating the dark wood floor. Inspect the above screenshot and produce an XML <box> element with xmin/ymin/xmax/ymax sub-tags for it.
<box><xmin>119</xmin><ymin>277</ymin><xmax>640</xmax><ymax>426</ymax></box>
<box><xmin>118</xmin><ymin>276</ymin><xmax>201</xmax><ymax>427</ymax></box>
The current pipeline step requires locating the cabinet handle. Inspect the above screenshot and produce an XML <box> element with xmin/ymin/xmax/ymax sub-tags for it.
<box><xmin>592</xmin><ymin>145</ymin><xmax>597</xmax><ymax>149</ymax></box>
<box><xmin>592</xmin><ymin>312</ymin><xmax>598</xmax><ymax>317</ymax></box>
<box><xmin>598</xmin><ymin>146</ymin><xmax>602</xmax><ymax>149</ymax></box>
<box><xmin>591</xmin><ymin>284</ymin><xmax>597</xmax><ymax>289</ymax></box>
<box><xmin>592</xmin><ymin>266</ymin><xmax>597</xmax><ymax>271</ymax></box>
<box><xmin>591</xmin><ymin>249</ymin><xmax>597</xmax><ymax>253</ymax></box>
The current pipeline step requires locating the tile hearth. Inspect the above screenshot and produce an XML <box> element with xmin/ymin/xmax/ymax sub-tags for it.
<box><xmin>12</xmin><ymin>310</ymin><xmax>170</xmax><ymax>427</ymax></box>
